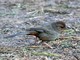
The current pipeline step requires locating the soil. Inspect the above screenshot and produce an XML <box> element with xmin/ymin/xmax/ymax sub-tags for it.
<box><xmin>0</xmin><ymin>0</ymin><xmax>80</xmax><ymax>60</ymax></box>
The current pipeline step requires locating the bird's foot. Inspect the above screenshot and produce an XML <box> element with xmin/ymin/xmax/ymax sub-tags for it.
<box><xmin>42</xmin><ymin>42</ymin><xmax>53</xmax><ymax>49</ymax></box>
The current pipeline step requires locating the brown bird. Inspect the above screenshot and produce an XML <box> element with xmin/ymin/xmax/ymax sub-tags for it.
<box><xmin>26</xmin><ymin>21</ymin><xmax>67</xmax><ymax>42</ymax></box>
<box><xmin>4</xmin><ymin>21</ymin><xmax>68</xmax><ymax>46</ymax></box>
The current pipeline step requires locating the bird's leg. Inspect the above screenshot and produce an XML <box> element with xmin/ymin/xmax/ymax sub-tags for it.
<box><xmin>42</xmin><ymin>42</ymin><xmax>53</xmax><ymax>49</ymax></box>
<box><xmin>34</xmin><ymin>37</ymin><xmax>41</xmax><ymax>45</ymax></box>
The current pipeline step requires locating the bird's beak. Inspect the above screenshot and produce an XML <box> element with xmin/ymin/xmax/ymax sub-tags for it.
<box><xmin>63</xmin><ymin>26</ymin><xmax>75</xmax><ymax>33</ymax></box>
<box><xmin>62</xmin><ymin>26</ymin><xmax>71</xmax><ymax>32</ymax></box>
<box><xmin>66</xmin><ymin>26</ymin><xmax>71</xmax><ymax>29</ymax></box>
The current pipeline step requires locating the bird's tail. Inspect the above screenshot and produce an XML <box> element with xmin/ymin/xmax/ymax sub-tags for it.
<box><xmin>3</xmin><ymin>32</ymin><xmax>29</xmax><ymax>38</ymax></box>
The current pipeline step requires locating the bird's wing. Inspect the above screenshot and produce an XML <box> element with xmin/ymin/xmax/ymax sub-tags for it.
<box><xmin>26</xmin><ymin>27</ymin><xmax>49</xmax><ymax>33</ymax></box>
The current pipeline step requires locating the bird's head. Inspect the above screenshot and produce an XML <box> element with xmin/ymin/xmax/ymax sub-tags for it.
<box><xmin>51</xmin><ymin>21</ymin><xmax>68</xmax><ymax>33</ymax></box>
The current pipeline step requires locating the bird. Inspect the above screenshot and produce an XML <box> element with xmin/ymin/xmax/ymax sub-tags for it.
<box><xmin>26</xmin><ymin>21</ymin><xmax>67</xmax><ymax>42</ymax></box>
<box><xmin>4</xmin><ymin>21</ymin><xmax>68</xmax><ymax>45</ymax></box>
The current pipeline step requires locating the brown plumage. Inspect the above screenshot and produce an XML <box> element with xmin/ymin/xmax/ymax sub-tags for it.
<box><xmin>26</xmin><ymin>21</ymin><xmax>67</xmax><ymax>42</ymax></box>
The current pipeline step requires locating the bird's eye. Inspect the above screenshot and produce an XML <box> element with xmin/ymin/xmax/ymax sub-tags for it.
<box><xmin>60</xmin><ymin>26</ymin><xmax>64</xmax><ymax>28</ymax></box>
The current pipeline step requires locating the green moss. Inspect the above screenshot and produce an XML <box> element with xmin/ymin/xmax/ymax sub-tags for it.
<box><xmin>32</xmin><ymin>52</ymin><xmax>62</xmax><ymax>57</ymax></box>
<box><xmin>61</xmin><ymin>41</ymin><xmax>73</xmax><ymax>48</ymax></box>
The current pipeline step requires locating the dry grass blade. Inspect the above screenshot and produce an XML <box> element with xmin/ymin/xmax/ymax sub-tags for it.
<box><xmin>32</xmin><ymin>52</ymin><xmax>62</xmax><ymax>57</ymax></box>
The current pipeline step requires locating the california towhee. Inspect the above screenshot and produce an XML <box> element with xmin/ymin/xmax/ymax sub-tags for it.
<box><xmin>27</xmin><ymin>21</ymin><xmax>67</xmax><ymax>42</ymax></box>
<box><xmin>4</xmin><ymin>21</ymin><xmax>67</xmax><ymax>42</ymax></box>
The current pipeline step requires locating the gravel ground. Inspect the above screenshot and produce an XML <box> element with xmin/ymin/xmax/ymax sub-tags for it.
<box><xmin>0</xmin><ymin>0</ymin><xmax>80</xmax><ymax>60</ymax></box>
